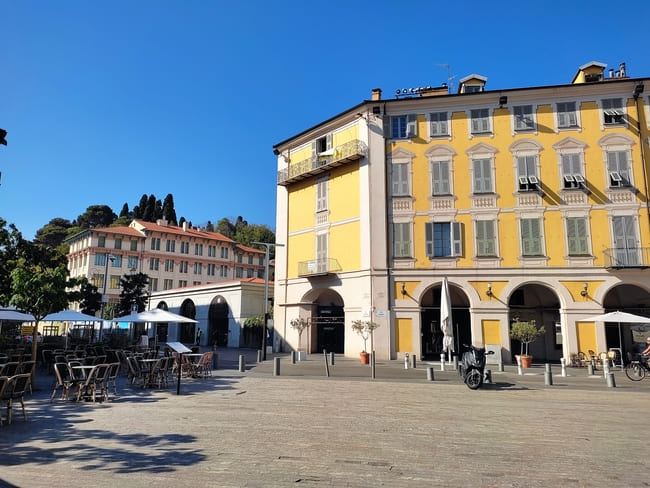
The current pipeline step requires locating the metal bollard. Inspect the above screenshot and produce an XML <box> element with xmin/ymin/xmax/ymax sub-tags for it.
<box><xmin>452</xmin><ymin>356</ymin><xmax>458</xmax><ymax>371</ymax></box>
<box><xmin>560</xmin><ymin>357</ymin><xmax>567</xmax><ymax>377</ymax></box>
<box><xmin>440</xmin><ymin>353</ymin><xmax>445</xmax><ymax>371</ymax></box>
<box><xmin>427</xmin><ymin>367</ymin><xmax>435</xmax><ymax>381</ymax></box>
<box><xmin>257</xmin><ymin>349</ymin><xmax>262</xmax><ymax>362</ymax></box>
<box><xmin>544</xmin><ymin>363</ymin><xmax>553</xmax><ymax>386</ymax></box>
<box><xmin>484</xmin><ymin>369</ymin><xmax>492</xmax><ymax>384</ymax></box>
<box><xmin>323</xmin><ymin>350</ymin><xmax>330</xmax><ymax>377</ymax></box>
<box><xmin>273</xmin><ymin>357</ymin><xmax>281</xmax><ymax>376</ymax></box>
<box><xmin>411</xmin><ymin>354</ymin><xmax>417</xmax><ymax>369</ymax></box>
<box><xmin>291</xmin><ymin>351</ymin><xmax>296</xmax><ymax>364</ymax></box>
<box><xmin>587</xmin><ymin>363</ymin><xmax>594</xmax><ymax>376</ymax></box>
<box><xmin>371</xmin><ymin>351</ymin><xmax>376</xmax><ymax>380</ymax></box>
<box><xmin>238</xmin><ymin>354</ymin><xmax>246</xmax><ymax>373</ymax></box>
<box><xmin>607</xmin><ymin>372</ymin><xmax>616</xmax><ymax>388</ymax></box>
<box><xmin>498</xmin><ymin>357</ymin><xmax>504</xmax><ymax>372</ymax></box>
<box><xmin>516</xmin><ymin>355</ymin><xmax>523</xmax><ymax>375</ymax></box>
<box><xmin>603</xmin><ymin>359</ymin><xmax>610</xmax><ymax>378</ymax></box>
<box><xmin>212</xmin><ymin>352</ymin><xmax>219</xmax><ymax>370</ymax></box>
<box><xmin>404</xmin><ymin>353</ymin><xmax>410</xmax><ymax>369</ymax></box>
<box><xmin>330</xmin><ymin>351</ymin><xmax>335</xmax><ymax>365</ymax></box>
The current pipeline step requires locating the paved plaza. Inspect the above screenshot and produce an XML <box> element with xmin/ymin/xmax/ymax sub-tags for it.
<box><xmin>1</xmin><ymin>349</ymin><xmax>649</xmax><ymax>487</ymax></box>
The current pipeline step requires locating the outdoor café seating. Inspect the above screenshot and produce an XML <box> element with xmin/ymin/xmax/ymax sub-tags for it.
<box><xmin>51</xmin><ymin>362</ymin><xmax>80</xmax><ymax>402</ymax></box>
<box><xmin>1</xmin><ymin>373</ymin><xmax>31</xmax><ymax>426</ymax></box>
<box><xmin>75</xmin><ymin>364</ymin><xmax>110</xmax><ymax>403</ymax></box>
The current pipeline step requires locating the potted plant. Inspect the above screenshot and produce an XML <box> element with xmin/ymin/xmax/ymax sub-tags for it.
<box><xmin>351</xmin><ymin>320</ymin><xmax>380</xmax><ymax>364</ymax></box>
<box><xmin>510</xmin><ymin>319</ymin><xmax>545</xmax><ymax>368</ymax></box>
<box><xmin>290</xmin><ymin>317</ymin><xmax>310</xmax><ymax>361</ymax></box>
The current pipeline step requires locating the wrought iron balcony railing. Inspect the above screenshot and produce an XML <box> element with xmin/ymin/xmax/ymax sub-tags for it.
<box><xmin>297</xmin><ymin>258</ymin><xmax>342</xmax><ymax>277</ymax></box>
<box><xmin>603</xmin><ymin>247</ymin><xmax>650</xmax><ymax>268</ymax></box>
<box><xmin>277</xmin><ymin>139</ymin><xmax>367</xmax><ymax>185</ymax></box>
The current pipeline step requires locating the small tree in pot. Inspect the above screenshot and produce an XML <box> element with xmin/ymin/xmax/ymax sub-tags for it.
<box><xmin>351</xmin><ymin>320</ymin><xmax>380</xmax><ymax>364</ymax></box>
<box><xmin>510</xmin><ymin>319</ymin><xmax>545</xmax><ymax>368</ymax></box>
<box><xmin>290</xmin><ymin>317</ymin><xmax>310</xmax><ymax>360</ymax></box>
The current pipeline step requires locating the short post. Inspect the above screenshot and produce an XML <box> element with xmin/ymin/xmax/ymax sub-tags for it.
<box><xmin>212</xmin><ymin>352</ymin><xmax>219</xmax><ymax>370</ymax></box>
<box><xmin>273</xmin><ymin>357</ymin><xmax>281</xmax><ymax>376</ymax></box>
<box><xmin>440</xmin><ymin>353</ymin><xmax>445</xmax><ymax>371</ymax></box>
<box><xmin>452</xmin><ymin>356</ymin><xmax>458</xmax><ymax>371</ymax></box>
<box><xmin>427</xmin><ymin>367</ymin><xmax>435</xmax><ymax>381</ymax></box>
<box><xmin>238</xmin><ymin>354</ymin><xmax>246</xmax><ymax>373</ymax></box>
<box><xmin>257</xmin><ymin>349</ymin><xmax>262</xmax><ymax>363</ymax></box>
<box><xmin>560</xmin><ymin>357</ymin><xmax>567</xmax><ymax>377</ymax></box>
<box><xmin>371</xmin><ymin>351</ymin><xmax>376</xmax><ymax>380</ymax></box>
<box><xmin>330</xmin><ymin>351</ymin><xmax>335</xmax><ymax>365</ymax></box>
<box><xmin>498</xmin><ymin>354</ymin><xmax>504</xmax><ymax>372</ymax></box>
<box><xmin>484</xmin><ymin>369</ymin><xmax>492</xmax><ymax>384</ymax></box>
<box><xmin>603</xmin><ymin>358</ymin><xmax>610</xmax><ymax>378</ymax></box>
<box><xmin>410</xmin><ymin>354</ymin><xmax>417</xmax><ymax>369</ymax></box>
<box><xmin>516</xmin><ymin>355</ymin><xmax>523</xmax><ymax>375</ymax></box>
<box><xmin>404</xmin><ymin>353</ymin><xmax>410</xmax><ymax>370</ymax></box>
<box><xmin>323</xmin><ymin>350</ymin><xmax>330</xmax><ymax>377</ymax></box>
<box><xmin>606</xmin><ymin>372</ymin><xmax>616</xmax><ymax>388</ymax></box>
<box><xmin>291</xmin><ymin>351</ymin><xmax>296</xmax><ymax>364</ymax></box>
<box><xmin>544</xmin><ymin>363</ymin><xmax>553</xmax><ymax>386</ymax></box>
<box><xmin>587</xmin><ymin>363</ymin><xmax>594</xmax><ymax>376</ymax></box>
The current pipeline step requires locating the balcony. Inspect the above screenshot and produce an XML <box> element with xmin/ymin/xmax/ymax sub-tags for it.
<box><xmin>603</xmin><ymin>248</ymin><xmax>650</xmax><ymax>268</ymax></box>
<box><xmin>297</xmin><ymin>258</ymin><xmax>342</xmax><ymax>277</ymax></box>
<box><xmin>277</xmin><ymin>139</ymin><xmax>367</xmax><ymax>186</ymax></box>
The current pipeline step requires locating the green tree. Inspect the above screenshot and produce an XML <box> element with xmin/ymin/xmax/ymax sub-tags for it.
<box><xmin>162</xmin><ymin>194</ymin><xmax>177</xmax><ymax>225</ymax></box>
<box><xmin>216</xmin><ymin>217</ymin><xmax>236</xmax><ymax>238</ymax></box>
<box><xmin>75</xmin><ymin>205</ymin><xmax>117</xmax><ymax>229</ymax></box>
<box><xmin>154</xmin><ymin>199</ymin><xmax>163</xmax><ymax>220</ymax></box>
<box><xmin>119</xmin><ymin>203</ymin><xmax>130</xmax><ymax>218</ymax></box>
<box><xmin>143</xmin><ymin>194</ymin><xmax>156</xmax><ymax>222</ymax></box>
<box><xmin>117</xmin><ymin>273</ymin><xmax>150</xmax><ymax>316</ymax></box>
<box><xmin>133</xmin><ymin>194</ymin><xmax>148</xmax><ymax>219</ymax></box>
<box><xmin>205</xmin><ymin>220</ymin><xmax>214</xmax><ymax>232</ymax></box>
<box><xmin>34</xmin><ymin>218</ymin><xmax>73</xmax><ymax>248</ymax></box>
<box><xmin>78</xmin><ymin>278</ymin><xmax>102</xmax><ymax>316</ymax></box>
<box><xmin>0</xmin><ymin>218</ymin><xmax>24</xmax><ymax>305</ymax></box>
<box><xmin>10</xmin><ymin>259</ymin><xmax>79</xmax><ymax>369</ymax></box>
<box><xmin>238</xmin><ymin>224</ymin><xmax>276</xmax><ymax>249</ymax></box>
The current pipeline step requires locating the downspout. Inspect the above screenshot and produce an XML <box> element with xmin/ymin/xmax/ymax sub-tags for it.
<box><xmin>633</xmin><ymin>85</ymin><xmax>650</xmax><ymax>230</ymax></box>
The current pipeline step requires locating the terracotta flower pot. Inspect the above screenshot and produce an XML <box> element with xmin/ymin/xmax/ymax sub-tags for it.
<box><xmin>360</xmin><ymin>352</ymin><xmax>370</xmax><ymax>365</ymax></box>
<box><xmin>520</xmin><ymin>355</ymin><xmax>533</xmax><ymax>368</ymax></box>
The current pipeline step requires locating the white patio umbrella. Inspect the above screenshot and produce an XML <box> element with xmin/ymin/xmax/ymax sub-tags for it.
<box><xmin>440</xmin><ymin>277</ymin><xmax>454</xmax><ymax>362</ymax></box>
<box><xmin>582</xmin><ymin>310</ymin><xmax>650</xmax><ymax>363</ymax></box>
<box><xmin>0</xmin><ymin>307</ymin><xmax>35</xmax><ymax>322</ymax></box>
<box><xmin>43</xmin><ymin>310</ymin><xmax>100</xmax><ymax>322</ymax></box>
<box><xmin>113</xmin><ymin>308</ymin><xmax>198</xmax><ymax>345</ymax></box>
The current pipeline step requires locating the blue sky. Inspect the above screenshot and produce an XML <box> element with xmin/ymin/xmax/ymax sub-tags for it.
<box><xmin>2</xmin><ymin>1</ymin><xmax>649</xmax><ymax>239</ymax></box>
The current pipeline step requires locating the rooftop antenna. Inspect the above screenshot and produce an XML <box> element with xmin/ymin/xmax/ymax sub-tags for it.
<box><xmin>435</xmin><ymin>64</ymin><xmax>456</xmax><ymax>93</ymax></box>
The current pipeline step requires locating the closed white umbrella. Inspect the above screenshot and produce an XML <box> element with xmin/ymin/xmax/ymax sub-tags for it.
<box><xmin>440</xmin><ymin>277</ymin><xmax>454</xmax><ymax>362</ymax></box>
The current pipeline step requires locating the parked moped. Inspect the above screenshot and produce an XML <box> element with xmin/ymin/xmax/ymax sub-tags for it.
<box><xmin>458</xmin><ymin>344</ymin><xmax>494</xmax><ymax>389</ymax></box>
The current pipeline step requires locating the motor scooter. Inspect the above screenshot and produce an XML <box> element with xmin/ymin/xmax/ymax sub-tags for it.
<box><xmin>458</xmin><ymin>344</ymin><xmax>494</xmax><ymax>389</ymax></box>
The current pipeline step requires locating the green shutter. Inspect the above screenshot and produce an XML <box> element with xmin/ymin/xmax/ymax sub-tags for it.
<box><xmin>425</xmin><ymin>223</ymin><xmax>433</xmax><ymax>256</ymax></box>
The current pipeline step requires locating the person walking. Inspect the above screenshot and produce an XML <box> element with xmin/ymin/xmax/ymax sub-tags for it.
<box><xmin>195</xmin><ymin>328</ymin><xmax>203</xmax><ymax>346</ymax></box>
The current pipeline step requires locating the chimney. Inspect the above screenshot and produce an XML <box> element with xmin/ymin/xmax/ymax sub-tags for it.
<box><xmin>371</xmin><ymin>88</ymin><xmax>382</xmax><ymax>101</ymax></box>
<box><xmin>182</xmin><ymin>222</ymin><xmax>188</xmax><ymax>232</ymax></box>
<box><xmin>156</xmin><ymin>219</ymin><xmax>168</xmax><ymax>227</ymax></box>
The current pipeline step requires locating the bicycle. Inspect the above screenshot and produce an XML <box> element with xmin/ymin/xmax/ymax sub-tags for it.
<box><xmin>625</xmin><ymin>356</ymin><xmax>650</xmax><ymax>381</ymax></box>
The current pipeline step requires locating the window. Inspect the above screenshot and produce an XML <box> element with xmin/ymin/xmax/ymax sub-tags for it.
<box><xmin>470</xmin><ymin>109</ymin><xmax>490</xmax><ymax>135</ymax></box>
<box><xmin>114</xmin><ymin>238</ymin><xmax>122</xmax><ymax>250</ymax></box>
<box><xmin>192</xmin><ymin>281</ymin><xmax>201</xmax><ymax>286</ymax></box>
<box><xmin>258</xmin><ymin>269</ymin><xmax>265</xmax><ymax>279</ymax></box>
<box><xmin>235</xmin><ymin>267</ymin><xmax>243</xmax><ymax>278</ymax></box>
<box><xmin>98</xmin><ymin>236</ymin><xmax>106</xmax><ymax>248</ymax></box>
<box><xmin>392</xmin><ymin>223</ymin><xmax>411</xmax><ymax>258</ymax></box>
<box><xmin>193</xmin><ymin>262</ymin><xmax>202</xmax><ymax>274</ymax></box>
<box><xmin>130</xmin><ymin>240</ymin><xmax>138</xmax><ymax>251</ymax></box>
<box><xmin>556</xmin><ymin>102</ymin><xmax>577</xmax><ymax>128</ymax></box>
<box><xmin>165</xmin><ymin>259</ymin><xmax>174</xmax><ymax>272</ymax></box>
<box><xmin>426</xmin><ymin>222</ymin><xmax>462</xmax><ymax>257</ymax></box>
<box><xmin>111</xmin><ymin>255</ymin><xmax>122</xmax><ymax>267</ymax></box>
<box><xmin>517</xmin><ymin>155</ymin><xmax>540</xmax><ymax>191</ymax></box>
<box><xmin>391</xmin><ymin>163</ymin><xmax>410</xmax><ymax>196</ymax></box>
<box><xmin>208</xmin><ymin>245</ymin><xmax>216</xmax><ymax>257</ymax></box>
<box><xmin>429</xmin><ymin>112</ymin><xmax>448</xmax><ymax>137</ymax></box>
<box><xmin>207</xmin><ymin>264</ymin><xmax>216</xmax><ymax>276</ymax></box>
<box><xmin>166</xmin><ymin>240</ymin><xmax>176</xmax><ymax>252</ymax></box>
<box><xmin>194</xmin><ymin>244</ymin><xmax>203</xmax><ymax>256</ymax></box>
<box><xmin>520</xmin><ymin>218</ymin><xmax>542</xmax><ymax>256</ymax></box>
<box><xmin>179</xmin><ymin>261</ymin><xmax>188</xmax><ymax>273</ymax></box>
<box><xmin>94</xmin><ymin>253</ymin><xmax>106</xmax><ymax>266</ymax></box>
<box><xmin>150</xmin><ymin>238</ymin><xmax>161</xmax><ymax>251</ymax></box>
<box><xmin>259</xmin><ymin>256</ymin><xmax>264</xmax><ymax>266</ymax></box>
<box><xmin>513</xmin><ymin>105</ymin><xmax>534</xmax><ymax>131</ymax></box>
<box><xmin>391</xmin><ymin>114</ymin><xmax>417</xmax><ymax>139</ymax></box>
<box><xmin>612</xmin><ymin>215</ymin><xmax>640</xmax><ymax>266</ymax></box>
<box><xmin>463</xmin><ymin>85</ymin><xmax>482</xmax><ymax>93</ymax></box>
<box><xmin>92</xmin><ymin>273</ymin><xmax>103</xmax><ymax>288</ymax></box>
<box><xmin>220</xmin><ymin>247</ymin><xmax>228</xmax><ymax>259</ymax></box>
<box><xmin>149</xmin><ymin>258</ymin><xmax>159</xmax><ymax>271</ymax></box>
<box><xmin>127</xmin><ymin>256</ymin><xmax>138</xmax><ymax>270</ymax></box>
<box><xmin>472</xmin><ymin>158</ymin><xmax>493</xmax><ymax>193</ymax></box>
<box><xmin>561</xmin><ymin>153</ymin><xmax>584</xmax><ymax>189</ymax></box>
<box><xmin>178</xmin><ymin>280</ymin><xmax>187</xmax><ymax>288</ymax></box>
<box><xmin>110</xmin><ymin>275</ymin><xmax>121</xmax><ymax>289</ymax></box>
<box><xmin>149</xmin><ymin>278</ymin><xmax>158</xmax><ymax>292</ymax></box>
<box><xmin>475</xmin><ymin>220</ymin><xmax>496</xmax><ymax>256</ymax></box>
<box><xmin>247</xmin><ymin>268</ymin><xmax>254</xmax><ymax>278</ymax></box>
<box><xmin>220</xmin><ymin>265</ymin><xmax>228</xmax><ymax>277</ymax></box>
<box><xmin>163</xmin><ymin>279</ymin><xmax>173</xmax><ymax>290</ymax></box>
<box><xmin>566</xmin><ymin>217</ymin><xmax>589</xmax><ymax>255</ymax></box>
<box><xmin>602</xmin><ymin>98</ymin><xmax>625</xmax><ymax>125</ymax></box>
<box><xmin>237</xmin><ymin>254</ymin><xmax>243</xmax><ymax>264</ymax></box>
<box><xmin>607</xmin><ymin>151</ymin><xmax>630</xmax><ymax>187</ymax></box>
<box><xmin>316</xmin><ymin>177</ymin><xmax>328</xmax><ymax>212</ymax></box>
<box><xmin>316</xmin><ymin>233</ymin><xmax>328</xmax><ymax>272</ymax></box>
<box><xmin>430</xmin><ymin>160</ymin><xmax>450</xmax><ymax>195</ymax></box>
<box><xmin>180</xmin><ymin>242</ymin><xmax>189</xmax><ymax>254</ymax></box>
<box><xmin>247</xmin><ymin>255</ymin><xmax>253</xmax><ymax>264</ymax></box>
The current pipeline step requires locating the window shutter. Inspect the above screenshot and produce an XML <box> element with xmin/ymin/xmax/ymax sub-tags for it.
<box><xmin>432</xmin><ymin>162</ymin><xmax>440</xmax><ymax>194</ymax></box>
<box><xmin>407</xmin><ymin>114</ymin><xmax>418</xmax><ymax>138</ymax></box>
<box><xmin>425</xmin><ymin>223</ymin><xmax>433</xmax><ymax>256</ymax></box>
<box><xmin>311</xmin><ymin>142</ymin><xmax>317</xmax><ymax>161</ymax></box>
<box><xmin>383</xmin><ymin>116</ymin><xmax>390</xmax><ymax>137</ymax></box>
<box><xmin>568</xmin><ymin>103</ymin><xmax>577</xmax><ymax>126</ymax></box>
<box><xmin>452</xmin><ymin>221</ymin><xmax>462</xmax><ymax>256</ymax></box>
<box><xmin>575</xmin><ymin>218</ymin><xmax>587</xmax><ymax>254</ymax></box>
<box><xmin>439</xmin><ymin>161</ymin><xmax>450</xmax><ymax>194</ymax></box>
<box><xmin>326</xmin><ymin>133</ymin><xmax>332</xmax><ymax>150</ymax></box>
<box><xmin>476</xmin><ymin>221</ymin><xmax>485</xmax><ymax>255</ymax></box>
<box><xmin>429</xmin><ymin>113</ymin><xmax>437</xmax><ymax>136</ymax></box>
<box><xmin>392</xmin><ymin>165</ymin><xmax>400</xmax><ymax>195</ymax></box>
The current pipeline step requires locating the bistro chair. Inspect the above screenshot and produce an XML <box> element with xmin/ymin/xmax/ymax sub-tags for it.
<box><xmin>0</xmin><ymin>362</ymin><xmax>20</xmax><ymax>378</ymax></box>
<box><xmin>76</xmin><ymin>364</ymin><xmax>109</xmax><ymax>403</ymax></box>
<box><xmin>51</xmin><ymin>363</ymin><xmax>76</xmax><ymax>402</ymax></box>
<box><xmin>106</xmin><ymin>362</ymin><xmax>121</xmax><ymax>398</ymax></box>
<box><xmin>18</xmin><ymin>360</ymin><xmax>36</xmax><ymax>394</ymax></box>
<box><xmin>1</xmin><ymin>373</ymin><xmax>31</xmax><ymax>425</ymax></box>
<box><xmin>126</xmin><ymin>357</ymin><xmax>143</xmax><ymax>386</ymax></box>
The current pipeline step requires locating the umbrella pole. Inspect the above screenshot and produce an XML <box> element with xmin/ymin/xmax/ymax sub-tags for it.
<box><xmin>618</xmin><ymin>322</ymin><xmax>623</xmax><ymax>363</ymax></box>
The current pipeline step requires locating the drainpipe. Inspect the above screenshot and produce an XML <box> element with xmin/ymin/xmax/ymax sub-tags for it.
<box><xmin>633</xmin><ymin>84</ymin><xmax>650</xmax><ymax>232</ymax></box>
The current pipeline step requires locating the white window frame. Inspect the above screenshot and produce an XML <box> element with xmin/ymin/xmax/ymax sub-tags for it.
<box><xmin>610</xmin><ymin>214</ymin><xmax>641</xmax><ymax>266</ymax></box>
<box><xmin>466</xmin><ymin>142</ymin><xmax>497</xmax><ymax>198</ymax></box>
<box><xmin>469</xmin><ymin>108</ymin><xmax>492</xmax><ymax>136</ymax></box>
<box><xmin>601</xmin><ymin>97</ymin><xmax>626</xmax><ymax>127</ymax></box>
<box><xmin>390</xmin><ymin>114</ymin><xmax>417</xmax><ymax>139</ymax></box>
<box><xmin>392</xmin><ymin>222</ymin><xmax>412</xmax><ymax>258</ymax></box>
<box><xmin>518</xmin><ymin>217</ymin><xmax>544</xmax><ymax>257</ymax></box>
<box><xmin>428</xmin><ymin>111</ymin><xmax>450</xmax><ymax>139</ymax></box>
<box><xmin>513</xmin><ymin>105</ymin><xmax>536</xmax><ymax>132</ymax></box>
<box><xmin>472</xmin><ymin>158</ymin><xmax>493</xmax><ymax>194</ymax></box>
<box><xmin>316</xmin><ymin>176</ymin><xmax>329</xmax><ymax>212</ymax></box>
<box><xmin>474</xmin><ymin>219</ymin><xmax>497</xmax><ymax>257</ymax></box>
<box><xmin>556</xmin><ymin>101</ymin><xmax>580</xmax><ymax>130</ymax></box>
<box><xmin>553</xmin><ymin>137</ymin><xmax>587</xmax><ymax>191</ymax></box>
<box><xmin>425</xmin><ymin>221</ymin><xmax>462</xmax><ymax>258</ymax></box>
<box><xmin>565</xmin><ymin>216</ymin><xmax>590</xmax><ymax>256</ymax></box>
<box><xmin>598</xmin><ymin>133</ymin><xmax>635</xmax><ymax>189</ymax></box>
<box><xmin>316</xmin><ymin>231</ymin><xmax>329</xmax><ymax>272</ymax></box>
<box><xmin>430</xmin><ymin>160</ymin><xmax>451</xmax><ymax>196</ymax></box>
<box><xmin>510</xmin><ymin>139</ymin><xmax>543</xmax><ymax>193</ymax></box>
<box><xmin>391</xmin><ymin>161</ymin><xmax>411</xmax><ymax>196</ymax></box>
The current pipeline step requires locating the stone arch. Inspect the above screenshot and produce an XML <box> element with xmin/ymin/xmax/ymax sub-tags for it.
<box><xmin>179</xmin><ymin>299</ymin><xmax>197</xmax><ymax>344</ymax></box>
<box><xmin>208</xmin><ymin>295</ymin><xmax>230</xmax><ymax>347</ymax></box>
<box><xmin>301</xmin><ymin>288</ymin><xmax>345</xmax><ymax>354</ymax></box>
<box><xmin>601</xmin><ymin>283</ymin><xmax>650</xmax><ymax>358</ymax></box>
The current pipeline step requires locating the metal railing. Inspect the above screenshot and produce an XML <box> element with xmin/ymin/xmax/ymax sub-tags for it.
<box><xmin>277</xmin><ymin>139</ymin><xmax>367</xmax><ymax>185</ymax></box>
<box><xmin>603</xmin><ymin>247</ymin><xmax>650</xmax><ymax>268</ymax></box>
<box><xmin>297</xmin><ymin>258</ymin><xmax>342</xmax><ymax>277</ymax></box>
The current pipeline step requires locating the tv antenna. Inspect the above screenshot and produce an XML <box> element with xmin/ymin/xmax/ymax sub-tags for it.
<box><xmin>435</xmin><ymin>64</ymin><xmax>456</xmax><ymax>93</ymax></box>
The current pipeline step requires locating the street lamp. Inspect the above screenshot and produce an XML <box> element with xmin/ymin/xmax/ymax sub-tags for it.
<box><xmin>99</xmin><ymin>253</ymin><xmax>115</xmax><ymax>341</ymax></box>
<box><xmin>252</xmin><ymin>241</ymin><xmax>283</xmax><ymax>360</ymax></box>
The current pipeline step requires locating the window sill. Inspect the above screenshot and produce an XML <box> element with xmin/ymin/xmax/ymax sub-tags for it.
<box><xmin>518</xmin><ymin>255</ymin><xmax>549</xmax><ymax>267</ymax></box>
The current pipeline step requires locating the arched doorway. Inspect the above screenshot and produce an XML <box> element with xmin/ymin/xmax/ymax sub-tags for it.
<box><xmin>420</xmin><ymin>282</ymin><xmax>470</xmax><ymax>360</ymax></box>
<box><xmin>154</xmin><ymin>301</ymin><xmax>169</xmax><ymax>343</ymax></box>
<box><xmin>208</xmin><ymin>296</ymin><xmax>229</xmax><ymax>347</ymax></box>
<box><xmin>602</xmin><ymin>284</ymin><xmax>650</xmax><ymax>358</ymax></box>
<box><xmin>303</xmin><ymin>288</ymin><xmax>345</xmax><ymax>354</ymax></box>
<box><xmin>508</xmin><ymin>284</ymin><xmax>560</xmax><ymax>363</ymax></box>
<box><xmin>179</xmin><ymin>299</ymin><xmax>196</xmax><ymax>344</ymax></box>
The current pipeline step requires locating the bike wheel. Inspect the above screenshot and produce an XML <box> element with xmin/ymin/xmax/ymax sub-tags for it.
<box><xmin>625</xmin><ymin>363</ymin><xmax>645</xmax><ymax>381</ymax></box>
<box><xmin>465</xmin><ymin>369</ymin><xmax>483</xmax><ymax>389</ymax></box>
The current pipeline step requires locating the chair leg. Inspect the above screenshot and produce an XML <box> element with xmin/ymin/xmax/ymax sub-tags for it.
<box><xmin>19</xmin><ymin>398</ymin><xmax>26</xmax><ymax>421</ymax></box>
<box><xmin>7</xmin><ymin>398</ymin><xmax>13</xmax><ymax>425</ymax></box>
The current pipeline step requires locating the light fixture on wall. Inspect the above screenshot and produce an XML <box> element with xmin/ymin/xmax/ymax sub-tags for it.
<box><xmin>581</xmin><ymin>283</ymin><xmax>588</xmax><ymax>298</ymax></box>
<box><xmin>401</xmin><ymin>282</ymin><xmax>407</xmax><ymax>296</ymax></box>
<box><xmin>633</xmin><ymin>83</ymin><xmax>644</xmax><ymax>100</ymax></box>
<box><xmin>486</xmin><ymin>283</ymin><xmax>493</xmax><ymax>297</ymax></box>
<box><xmin>499</xmin><ymin>95</ymin><xmax>507</xmax><ymax>107</ymax></box>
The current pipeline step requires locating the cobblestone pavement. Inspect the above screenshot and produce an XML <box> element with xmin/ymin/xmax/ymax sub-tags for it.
<box><xmin>1</xmin><ymin>349</ymin><xmax>648</xmax><ymax>487</ymax></box>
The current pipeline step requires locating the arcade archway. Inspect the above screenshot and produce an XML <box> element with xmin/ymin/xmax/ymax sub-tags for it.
<box><xmin>602</xmin><ymin>284</ymin><xmax>650</xmax><ymax>358</ymax></box>
<box><xmin>208</xmin><ymin>295</ymin><xmax>229</xmax><ymax>347</ymax></box>
<box><xmin>303</xmin><ymin>288</ymin><xmax>345</xmax><ymax>354</ymax></box>
<box><xmin>179</xmin><ymin>299</ymin><xmax>197</xmax><ymax>344</ymax></box>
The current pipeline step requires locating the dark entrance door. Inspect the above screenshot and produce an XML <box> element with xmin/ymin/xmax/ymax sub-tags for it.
<box><xmin>420</xmin><ymin>308</ymin><xmax>471</xmax><ymax>360</ymax></box>
<box><xmin>315</xmin><ymin>305</ymin><xmax>344</xmax><ymax>354</ymax></box>
<box><xmin>209</xmin><ymin>301</ymin><xmax>229</xmax><ymax>347</ymax></box>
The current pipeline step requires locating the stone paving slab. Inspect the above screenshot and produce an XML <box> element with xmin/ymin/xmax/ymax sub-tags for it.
<box><xmin>1</xmin><ymin>349</ymin><xmax>648</xmax><ymax>487</ymax></box>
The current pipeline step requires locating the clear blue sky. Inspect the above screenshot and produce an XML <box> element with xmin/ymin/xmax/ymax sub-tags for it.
<box><xmin>2</xmin><ymin>1</ymin><xmax>649</xmax><ymax>239</ymax></box>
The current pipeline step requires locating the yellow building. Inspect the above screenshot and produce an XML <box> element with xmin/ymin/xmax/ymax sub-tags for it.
<box><xmin>273</xmin><ymin>61</ymin><xmax>650</xmax><ymax>364</ymax></box>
